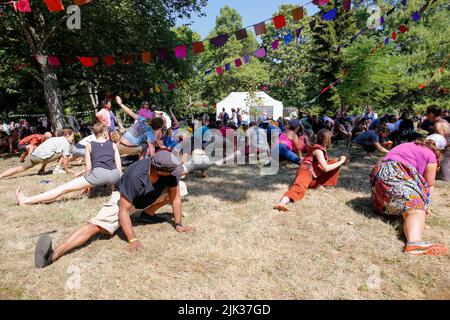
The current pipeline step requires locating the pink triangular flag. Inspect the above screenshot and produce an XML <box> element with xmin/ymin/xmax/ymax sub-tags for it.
<box><xmin>174</xmin><ymin>45</ymin><xmax>187</xmax><ymax>59</ymax></box>
<box><xmin>48</xmin><ymin>56</ymin><xmax>60</xmax><ymax>67</ymax></box>
<box><xmin>14</xmin><ymin>0</ymin><xmax>31</xmax><ymax>13</ymax></box>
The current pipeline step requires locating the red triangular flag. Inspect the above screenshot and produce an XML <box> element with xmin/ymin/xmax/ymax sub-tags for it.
<box><xmin>192</xmin><ymin>41</ymin><xmax>205</xmax><ymax>54</ymax></box>
<box><xmin>73</xmin><ymin>0</ymin><xmax>91</xmax><ymax>5</ymax></box>
<box><xmin>44</xmin><ymin>0</ymin><xmax>64</xmax><ymax>12</ymax></box>
<box><xmin>216</xmin><ymin>66</ymin><xmax>223</xmax><ymax>76</ymax></box>
<box><xmin>343</xmin><ymin>0</ymin><xmax>351</xmax><ymax>12</ymax></box>
<box><xmin>141</xmin><ymin>52</ymin><xmax>152</xmax><ymax>64</ymax></box>
<box><xmin>273</xmin><ymin>15</ymin><xmax>287</xmax><ymax>29</ymax></box>
<box><xmin>13</xmin><ymin>0</ymin><xmax>31</xmax><ymax>13</ymax></box>
<box><xmin>103</xmin><ymin>55</ymin><xmax>115</xmax><ymax>66</ymax></box>
<box><xmin>235</xmin><ymin>59</ymin><xmax>242</xmax><ymax>68</ymax></box>
<box><xmin>392</xmin><ymin>31</ymin><xmax>397</xmax><ymax>41</ymax></box>
<box><xmin>399</xmin><ymin>24</ymin><xmax>408</xmax><ymax>33</ymax></box>
<box><xmin>121</xmin><ymin>54</ymin><xmax>135</xmax><ymax>65</ymax></box>
<box><xmin>77</xmin><ymin>57</ymin><xmax>98</xmax><ymax>67</ymax></box>
<box><xmin>48</xmin><ymin>56</ymin><xmax>60</xmax><ymax>67</ymax></box>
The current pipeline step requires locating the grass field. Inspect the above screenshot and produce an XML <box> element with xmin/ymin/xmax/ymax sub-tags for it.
<box><xmin>0</xmin><ymin>145</ymin><xmax>449</xmax><ymax>300</ymax></box>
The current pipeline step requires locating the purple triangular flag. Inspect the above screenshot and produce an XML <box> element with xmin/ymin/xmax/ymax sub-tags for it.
<box><xmin>244</xmin><ymin>54</ymin><xmax>251</xmax><ymax>64</ymax></box>
<box><xmin>235</xmin><ymin>59</ymin><xmax>242</xmax><ymax>68</ymax></box>
<box><xmin>159</xmin><ymin>48</ymin><xmax>169</xmax><ymax>61</ymax></box>
<box><xmin>225</xmin><ymin>63</ymin><xmax>231</xmax><ymax>71</ymax></box>
<box><xmin>412</xmin><ymin>11</ymin><xmax>420</xmax><ymax>22</ymax></box>
<box><xmin>210</xmin><ymin>34</ymin><xmax>229</xmax><ymax>47</ymax></box>
<box><xmin>380</xmin><ymin>16</ymin><xmax>385</xmax><ymax>25</ymax></box>
<box><xmin>385</xmin><ymin>37</ymin><xmax>389</xmax><ymax>45</ymax></box>
<box><xmin>254</xmin><ymin>47</ymin><xmax>266</xmax><ymax>58</ymax></box>
<box><xmin>272</xmin><ymin>40</ymin><xmax>280</xmax><ymax>50</ymax></box>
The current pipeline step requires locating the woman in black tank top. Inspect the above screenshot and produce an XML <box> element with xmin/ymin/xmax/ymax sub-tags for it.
<box><xmin>16</xmin><ymin>123</ymin><xmax>123</xmax><ymax>206</ymax></box>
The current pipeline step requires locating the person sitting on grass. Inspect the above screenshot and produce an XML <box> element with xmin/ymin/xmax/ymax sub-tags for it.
<box><xmin>351</xmin><ymin>126</ymin><xmax>391</xmax><ymax>159</ymax></box>
<box><xmin>15</xmin><ymin>123</ymin><xmax>122</xmax><ymax>206</ymax></box>
<box><xmin>0</xmin><ymin>129</ymin><xmax>74</xmax><ymax>179</ymax></box>
<box><xmin>271</xmin><ymin>119</ymin><xmax>304</xmax><ymax>165</ymax></box>
<box><xmin>274</xmin><ymin>129</ymin><xmax>349</xmax><ymax>212</ymax></box>
<box><xmin>370</xmin><ymin>135</ymin><xmax>448</xmax><ymax>256</ymax></box>
<box><xmin>331</xmin><ymin>117</ymin><xmax>352</xmax><ymax>150</ymax></box>
<box><xmin>33</xmin><ymin>151</ymin><xmax>208</xmax><ymax>268</ymax></box>
<box><xmin>18</xmin><ymin>132</ymin><xmax>53</xmax><ymax>163</ymax></box>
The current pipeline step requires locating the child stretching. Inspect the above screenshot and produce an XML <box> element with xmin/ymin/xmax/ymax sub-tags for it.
<box><xmin>275</xmin><ymin>129</ymin><xmax>348</xmax><ymax>212</ymax></box>
<box><xmin>16</xmin><ymin>123</ymin><xmax>122</xmax><ymax>206</ymax></box>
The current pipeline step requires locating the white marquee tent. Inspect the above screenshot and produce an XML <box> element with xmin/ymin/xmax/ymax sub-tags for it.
<box><xmin>216</xmin><ymin>92</ymin><xmax>283</xmax><ymax>123</ymax></box>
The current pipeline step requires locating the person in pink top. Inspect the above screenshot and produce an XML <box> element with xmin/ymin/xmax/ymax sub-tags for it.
<box><xmin>370</xmin><ymin>135</ymin><xmax>448</xmax><ymax>256</ymax></box>
<box><xmin>95</xmin><ymin>99</ymin><xmax>116</xmax><ymax>133</ymax></box>
<box><xmin>271</xmin><ymin>119</ymin><xmax>304</xmax><ymax>165</ymax></box>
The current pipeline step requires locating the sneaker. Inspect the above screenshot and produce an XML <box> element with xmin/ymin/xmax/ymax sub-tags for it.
<box><xmin>35</xmin><ymin>235</ymin><xmax>54</xmax><ymax>268</ymax></box>
<box><xmin>140</xmin><ymin>212</ymin><xmax>167</xmax><ymax>224</ymax></box>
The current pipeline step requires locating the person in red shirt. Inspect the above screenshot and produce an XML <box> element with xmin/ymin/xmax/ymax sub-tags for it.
<box><xmin>18</xmin><ymin>132</ymin><xmax>52</xmax><ymax>163</ymax></box>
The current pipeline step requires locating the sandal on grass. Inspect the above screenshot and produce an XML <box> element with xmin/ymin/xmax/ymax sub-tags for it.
<box><xmin>404</xmin><ymin>242</ymin><xmax>448</xmax><ymax>256</ymax></box>
<box><xmin>274</xmin><ymin>204</ymin><xmax>289</xmax><ymax>212</ymax></box>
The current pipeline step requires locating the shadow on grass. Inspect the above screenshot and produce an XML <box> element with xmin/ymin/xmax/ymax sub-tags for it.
<box><xmin>346</xmin><ymin>196</ymin><xmax>405</xmax><ymax>242</ymax></box>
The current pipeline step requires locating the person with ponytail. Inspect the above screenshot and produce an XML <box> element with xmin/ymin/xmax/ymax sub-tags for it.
<box><xmin>370</xmin><ymin>134</ymin><xmax>448</xmax><ymax>256</ymax></box>
<box><xmin>274</xmin><ymin>129</ymin><xmax>348</xmax><ymax>212</ymax></box>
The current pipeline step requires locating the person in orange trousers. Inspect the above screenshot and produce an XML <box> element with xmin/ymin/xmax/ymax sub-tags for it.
<box><xmin>275</xmin><ymin>129</ymin><xmax>349</xmax><ymax>212</ymax></box>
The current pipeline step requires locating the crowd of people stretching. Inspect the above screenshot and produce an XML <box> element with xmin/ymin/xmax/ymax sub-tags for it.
<box><xmin>0</xmin><ymin>100</ymin><xmax>449</xmax><ymax>267</ymax></box>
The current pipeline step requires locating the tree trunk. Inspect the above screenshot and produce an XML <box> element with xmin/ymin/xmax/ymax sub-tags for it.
<box><xmin>40</xmin><ymin>63</ymin><xmax>66</xmax><ymax>131</ymax></box>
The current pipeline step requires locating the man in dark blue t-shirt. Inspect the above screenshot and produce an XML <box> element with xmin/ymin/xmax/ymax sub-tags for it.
<box><xmin>34</xmin><ymin>151</ymin><xmax>195</xmax><ymax>268</ymax></box>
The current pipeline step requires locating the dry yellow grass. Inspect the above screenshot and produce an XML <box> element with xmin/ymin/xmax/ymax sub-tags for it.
<box><xmin>0</xmin><ymin>146</ymin><xmax>449</xmax><ymax>300</ymax></box>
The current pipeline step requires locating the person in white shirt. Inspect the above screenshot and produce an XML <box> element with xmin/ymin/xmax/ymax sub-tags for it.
<box><xmin>0</xmin><ymin>129</ymin><xmax>74</xmax><ymax>179</ymax></box>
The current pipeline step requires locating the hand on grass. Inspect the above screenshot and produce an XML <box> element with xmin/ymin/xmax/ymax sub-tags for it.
<box><xmin>127</xmin><ymin>240</ymin><xmax>143</xmax><ymax>252</ymax></box>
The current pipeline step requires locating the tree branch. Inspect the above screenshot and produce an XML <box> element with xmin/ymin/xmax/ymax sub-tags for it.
<box><xmin>39</xmin><ymin>11</ymin><xmax>75</xmax><ymax>52</ymax></box>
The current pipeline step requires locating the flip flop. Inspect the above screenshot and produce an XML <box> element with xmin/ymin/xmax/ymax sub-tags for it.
<box><xmin>404</xmin><ymin>242</ymin><xmax>448</xmax><ymax>256</ymax></box>
<box><xmin>35</xmin><ymin>235</ymin><xmax>54</xmax><ymax>268</ymax></box>
<box><xmin>274</xmin><ymin>204</ymin><xmax>289</xmax><ymax>212</ymax></box>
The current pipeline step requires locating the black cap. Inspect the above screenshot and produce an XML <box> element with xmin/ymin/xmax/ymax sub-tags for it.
<box><xmin>151</xmin><ymin>151</ymin><xmax>184</xmax><ymax>178</ymax></box>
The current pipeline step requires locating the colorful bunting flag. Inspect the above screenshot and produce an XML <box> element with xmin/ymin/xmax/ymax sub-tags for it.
<box><xmin>254</xmin><ymin>22</ymin><xmax>267</xmax><ymax>36</ymax></box>
<box><xmin>216</xmin><ymin>66</ymin><xmax>223</xmax><ymax>76</ymax></box>
<box><xmin>225</xmin><ymin>63</ymin><xmax>231</xmax><ymax>71</ymax></box>
<box><xmin>385</xmin><ymin>37</ymin><xmax>389</xmax><ymax>45</ymax></box>
<box><xmin>244</xmin><ymin>54</ymin><xmax>251</xmax><ymax>64</ymax></box>
<box><xmin>44</xmin><ymin>0</ymin><xmax>64</xmax><ymax>12</ymax></box>
<box><xmin>77</xmin><ymin>57</ymin><xmax>98</xmax><ymax>67</ymax></box>
<box><xmin>205</xmin><ymin>69</ymin><xmax>212</xmax><ymax>75</ymax></box>
<box><xmin>284</xmin><ymin>34</ymin><xmax>292</xmax><ymax>45</ymax></box>
<box><xmin>192</xmin><ymin>42</ymin><xmax>205</xmax><ymax>54</ymax></box>
<box><xmin>323</xmin><ymin>8</ymin><xmax>337</xmax><ymax>21</ymax></box>
<box><xmin>399</xmin><ymin>24</ymin><xmax>408</xmax><ymax>33</ymax></box>
<box><xmin>168</xmin><ymin>83</ymin><xmax>175</xmax><ymax>91</ymax></box>
<box><xmin>380</xmin><ymin>16</ymin><xmax>385</xmax><ymax>25</ymax></box>
<box><xmin>292</xmin><ymin>7</ymin><xmax>304</xmax><ymax>21</ymax></box>
<box><xmin>48</xmin><ymin>56</ymin><xmax>60</xmax><ymax>67</ymax></box>
<box><xmin>210</xmin><ymin>34</ymin><xmax>229</xmax><ymax>47</ymax></box>
<box><xmin>313</xmin><ymin>0</ymin><xmax>330</xmax><ymax>5</ymax></box>
<box><xmin>141</xmin><ymin>52</ymin><xmax>152</xmax><ymax>64</ymax></box>
<box><xmin>158</xmin><ymin>48</ymin><xmax>168</xmax><ymax>61</ymax></box>
<box><xmin>392</xmin><ymin>31</ymin><xmax>397</xmax><ymax>41</ymax></box>
<box><xmin>155</xmin><ymin>86</ymin><xmax>161</xmax><ymax>93</ymax></box>
<box><xmin>401</xmin><ymin>0</ymin><xmax>407</xmax><ymax>6</ymax></box>
<box><xmin>412</xmin><ymin>11</ymin><xmax>420</xmax><ymax>22</ymax></box>
<box><xmin>13</xmin><ymin>0</ymin><xmax>31</xmax><ymax>13</ymax></box>
<box><xmin>272</xmin><ymin>40</ymin><xmax>280</xmax><ymax>50</ymax></box>
<box><xmin>273</xmin><ymin>15</ymin><xmax>286</xmax><ymax>29</ymax></box>
<box><xmin>103</xmin><ymin>55</ymin><xmax>115</xmax><ymax>66</ymax></box>
<box><xmin>254</xmin><ymin>47</ymin><xmax>266</xmax><ymax>58</ymax></box>
<box><xmin>343</xmin><ymin>0</ymin><xmax>351</xmax><ymax>12</ymax></box>
<box><xmin>235</xmin><ymin>58</ymin><xmax>242</xmax><ymax>68</ymax></box>
<box><xmin>235</xmin><ymin>28</ymin><xmax>248</xmax><ymax>40</ymax></box>
<box><xmin>121</xmin><ymin>54</ymin><xmax>135</xmax><ymax>65</ymax></box>
<box><xmin>73</xmin><ymin>0</ymin><xmax>91</xmax><ymax>5</ymax></box>
<box><xmin>174</xmin><ymin>45</ymin><xmax>187</xmax><ymax>59</ymax></box>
